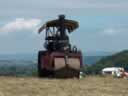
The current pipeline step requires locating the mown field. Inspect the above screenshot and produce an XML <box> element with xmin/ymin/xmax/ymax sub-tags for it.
<box><xmin>0</xmin><ymin>76</ymin><xmax>127</xmax><ymax>96</ymax></box>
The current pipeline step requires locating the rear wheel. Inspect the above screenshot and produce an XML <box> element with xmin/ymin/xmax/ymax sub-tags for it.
<box><xmin>38</xmin><ymin>51</ymin><xmax>43</xmax><ymax>77</ymax></box>
<box><xmin>38</xmin><ymin>51</ymin><xmax>54</xmax><ymax>77</ymax></box>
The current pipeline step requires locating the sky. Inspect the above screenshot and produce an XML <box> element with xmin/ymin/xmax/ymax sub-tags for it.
<box><xmin>0</xmin><ymin>0</ymin><xmax>128</xmax><ymax>54</ymax></box>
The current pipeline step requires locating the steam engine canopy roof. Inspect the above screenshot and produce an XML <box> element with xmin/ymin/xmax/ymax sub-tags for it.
<box><xmin>38</xmin><ymin>19</ymin><xmax>79</xmax><ymax>33</ymax></box>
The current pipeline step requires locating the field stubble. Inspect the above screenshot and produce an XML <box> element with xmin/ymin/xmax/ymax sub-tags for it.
<box><xmin>0</xmin><ymin>76</ymin><xmax>127</xmax><ymax>96</ymax></box>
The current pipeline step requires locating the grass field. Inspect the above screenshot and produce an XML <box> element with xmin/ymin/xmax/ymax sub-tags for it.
<box><xmin>0</xmin><ymin>76</ymin><xmax>127</xmax><ymax>96</ymax></box>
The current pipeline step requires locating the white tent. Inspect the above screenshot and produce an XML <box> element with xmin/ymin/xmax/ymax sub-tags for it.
<box><xmin>102</xmin><ymin>67</ymin><xmax>124</xmax><ymax>77</ymax></box>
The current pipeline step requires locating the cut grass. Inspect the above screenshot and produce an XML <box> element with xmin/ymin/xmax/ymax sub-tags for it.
<box><xmin>0</xmin><ymin>76</ymin><xmax>127</xmax><ymax>96</ymax></box>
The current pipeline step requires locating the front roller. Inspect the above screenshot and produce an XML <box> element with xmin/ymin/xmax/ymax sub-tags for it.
<box><xmin>38</xmin><ymin>51</ymin><xmax>82</xmax><ymax>78</ymax></box>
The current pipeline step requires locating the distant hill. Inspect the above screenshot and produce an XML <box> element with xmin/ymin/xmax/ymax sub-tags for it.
<box><xmin>0</xmin><ymin>60</ymin><xmax>37</xmax><ymax>76</ymax></box>
<box><xmin>83</xmin><ymin>50</ymin><xmax>128</xmax><ymax>74</ymax></box>
<box><xmin>83</xmin><ymin>56</ymin><xmax>103</xmax><ymax>65</ymax></box>
<box><xmin>0</xmin><ymin>52</ymin><xmax>112</xmax><ymax>65</ymax></box>
<box><xmin>96</xmin><ymin>50</ymin><xmax>128</xmax><ymax>70</ymax></box>
<box><xmin>0</xmin><ymin>51</ymin><xmax>118</xmax><ymax>76</ymax></box>
<box><xmin>85</xmin><ymin>51</ymin><xmax>114</xmax><ymax>56</ymax></box>
<box><xmin>83</xmin><ymin>51</ymin><xmax>114</xmax><ymax>65</ymax></box>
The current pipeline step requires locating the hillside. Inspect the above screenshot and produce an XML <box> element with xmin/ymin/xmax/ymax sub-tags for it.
<box><xmin>83</xmin><ymin>50</ymin><xmax>128</xmax><ymax>74</ymax></box>
<box><xmin>96</xmin><ymin>50</ymin><xmax>128</xmax><ymax>70</ymax></box>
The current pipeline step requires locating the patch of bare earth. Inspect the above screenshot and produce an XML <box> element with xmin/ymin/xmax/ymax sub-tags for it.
<box><xmin>0</xmin><ymin>76</ymin><xmax>127</xmax><ymax>96</ymax></box>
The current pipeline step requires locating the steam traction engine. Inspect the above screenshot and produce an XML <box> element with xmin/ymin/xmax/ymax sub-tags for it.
<box><xmin>38</xmin><ymin>15</ymin><xmax>83</xmax><ymax>78</ymax></box>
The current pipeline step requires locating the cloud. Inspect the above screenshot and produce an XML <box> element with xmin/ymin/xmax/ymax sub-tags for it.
<box><xmin>0</xmin><ymin>18</ymin><xmax>41</xmax><ymax>34</ymax></box>
<box><xmin>102</xmin><ymin>28</ymin><xmax>117</xmax><ymax>36</ymax></box>
<box><xmin>101</xmin><ymin>26</ymin><xmax>128</xmax><ymax>36</ymax></box>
